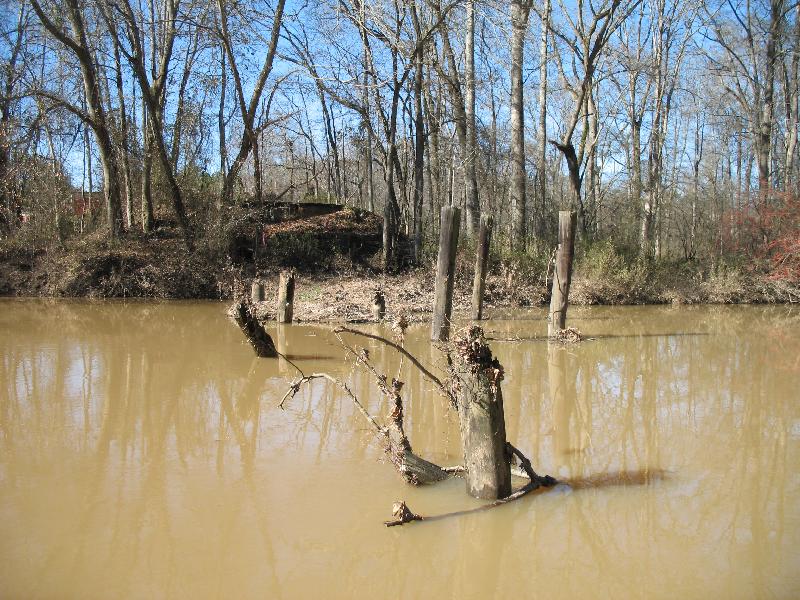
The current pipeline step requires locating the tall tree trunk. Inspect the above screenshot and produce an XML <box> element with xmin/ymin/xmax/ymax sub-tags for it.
<box><xmin>585</xmin><ymin>88</ymin><xmax>599</xmax><ymax>238</ymax></box>
<box><xmin>111</xmin><ymin>35</ymin><xmax>134</xmax><ymax>230</ymax></box>
<box><xmin>217</xmin><ymin>0</ymin><xmax>286</xmax><ymax>209</ymax></box>
<box><xmin>535</xmin><ymin>0</ymin><xmax>550</xmax><ymax>240</ymax></box>
<box><xmin>757</xmin><ymin>0</ymin><xmax>782</xmax><ymax>194</ymax></box>
<box><xmin>141</xmin><ymin>101</ymin><xmax>154</xmax><ymax>233</ymax></box>
<box><xmin>464</xmin><ymin>0</ymin><xmax>479</xmax><ymax>239</ymax></box>
<box><xmin>32</xmin><ymin>0</ymin><xmax>124</xmax><ymax>238</ymax></box>
<box><xmin>253</xmin><ymin>136</ymin><xmax>262</xmax><ymax>203</ymax></box>
<box><xmin>510</xmin><ymin>0</ymin><xmax>531</xmax><ymax>250</ymax></box>
<box><xmin>218</xmin><ymin>44</ymin><xmax>228</xmax><ymax>195</ymax></box>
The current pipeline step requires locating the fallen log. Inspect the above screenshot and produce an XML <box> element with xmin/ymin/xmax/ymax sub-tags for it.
<box><xmin>228</xmin><ymin>299</ymin><xmax>278</xmax><ymax>358</ymax></box>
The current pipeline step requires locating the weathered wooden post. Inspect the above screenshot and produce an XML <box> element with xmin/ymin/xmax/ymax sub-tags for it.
<box><xmin>471</xmin><ymin>214</ymin><xmax>493</xmax><ymax>320</ymax></box>
<box><xmin>431</xmin><ymin>206</ymin><xmax>461</xmax><ymax>342</ymax></box>
<box><xmin>277</xmin><ymin>271</ymin><xmax>295</xmax><ymax>324</ymax></box>
<box><xmin>372</xmin><ymin>290</ymin><xmax>386</xmax><ymax>321</ymax></box>
<box><xmin>548</xmin><ymin>210</ymin><xmax>577</xmax><ymax>337</ymax></box>
<box><xmin>251</xmin><ymin>280</ymin><xmax>265</xmax><ymax>303</ymax></box>
<box><xmin>451</xmin><ymin>326</ymin><xmax>512</xmax><ymax>499</ymax></box>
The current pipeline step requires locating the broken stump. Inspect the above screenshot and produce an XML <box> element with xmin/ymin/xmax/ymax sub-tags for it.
<box><xmin>451</xmin><ymin>326</ymin><xmax>512</xmax><ymax>500</ymax></box>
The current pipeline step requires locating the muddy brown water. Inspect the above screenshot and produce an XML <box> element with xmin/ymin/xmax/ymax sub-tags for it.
<box><xmin>1</xmin><ymin>300</ymin><xmax>799</xmax><ymax>599</ymax></box>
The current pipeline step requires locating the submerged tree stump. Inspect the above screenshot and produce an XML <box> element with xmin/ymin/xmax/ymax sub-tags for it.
<box><xmin>277</xmin><ymin>271</ymin><xmax>295</xmax><ymax>323</ymax></box>
<box><xmin>229</xmin><ymin>300</ymin><xmax>278</xmax><ymax>358</ymax></box>
<box><xmin>451</xmin><ymin>326</ymin><xmax>512</xmax><ymax>500</ymax></box>
<box><xmin>548</xmin><ymin>211</ymin><xmax>577</xmax><ymax>337</ymax></box>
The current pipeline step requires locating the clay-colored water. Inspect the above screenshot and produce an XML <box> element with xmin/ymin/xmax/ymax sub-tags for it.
<box><xmin>1</xmin><ymin>300</ymin><xmax>799</xmax><ymax>599</ymax></box>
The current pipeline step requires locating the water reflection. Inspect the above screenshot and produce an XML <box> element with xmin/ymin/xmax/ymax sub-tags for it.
<box><xmin>0</xmin><ymin>301</ymin><xmax>798</xmax><ymax>599</ymax></box>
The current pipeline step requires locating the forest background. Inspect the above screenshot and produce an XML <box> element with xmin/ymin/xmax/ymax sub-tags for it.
<box><xmin>0</xmin><ymin>0</ymin><xmax>798</xmax><ymax>305</ymax></box>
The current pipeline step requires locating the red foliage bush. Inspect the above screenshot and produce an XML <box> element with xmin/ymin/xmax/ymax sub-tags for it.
<box><xmin>721</xmin><ymin>191</ymin><xmax>800</xmax><ymax>282</ymax></box>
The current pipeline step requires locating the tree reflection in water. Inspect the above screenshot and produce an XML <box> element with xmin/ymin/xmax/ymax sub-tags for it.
<box><xmin>0</xmin><ymin>301</ymin><xmax>798</xmax><ymax>599</ymax></box>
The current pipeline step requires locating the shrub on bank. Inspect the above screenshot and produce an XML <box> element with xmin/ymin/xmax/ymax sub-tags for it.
<box><xmin>571</xmin><ymin>240</ymin><xmax>653</xmax><ymax>304</ymax></box>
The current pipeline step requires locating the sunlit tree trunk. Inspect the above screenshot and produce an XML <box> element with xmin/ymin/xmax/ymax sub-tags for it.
<box><xmin>510</xmin><ymin>0</ymin><xmax>532</xmax><ymax>250</ymax></box>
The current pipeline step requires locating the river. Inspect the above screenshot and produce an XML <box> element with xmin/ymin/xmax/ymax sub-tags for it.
<box><xmin>1</xmin><ymin>299</ymin><xmax>798</xmax><ymax>599</ymax></box>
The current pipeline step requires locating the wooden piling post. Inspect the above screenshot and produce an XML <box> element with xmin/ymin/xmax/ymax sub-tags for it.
<box><xmin>451</xmin><ymin>326</ymin><xmax>512</xmax><ymax>500</ymax></box>
<box><xmin>431</xmin><ymin>206</ymin><xmax>461</xmax><ymax>342</ymax></box>
<box><xmin>548</xmin><ymin>210</ymin><xmax>577</xmax><ymax>337</ymax></box>
<box><xmin>251</xmin><ymin>280</ymin><xmax>265</xmax><ymax>303</ymax></box>
<box><xmin>471</xmin><ymin>214</ymin><xmax>493</xmax><ymax>320</ymax></box>
<box><xmin>372</xmin><ymin>290</ymin><xmax>386</xmax><ymax>321</ymax></box>
<box><xmin>277</xmin><ymin>271</ymin><xmax>295</xmax><ymax>324</ymax></box>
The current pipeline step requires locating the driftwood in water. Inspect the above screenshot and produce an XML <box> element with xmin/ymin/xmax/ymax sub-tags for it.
<box><xmin>384</xmin><ymin>501</ymin><xmax>424</xmax><ymax>527</ymax></box>
<box><xmin>279</xmin><ymin>328</ymin><xmax>447</xmax><ymax>486</ymax></box>
<box><xmin>548</xmin><ymin>210</ymin><xmax>577</xmax><ymax>337</ymax></box>
<box><xmin>450</xmin><ymin>326</ymin><xmax>512</xmax><ymax>499</ymax></box>
<box><xmin>471</xmin><ymin>214</ymin><xmax>493</xmax><ymax>320</ymax></box>
<box><xmin>372</xmin><ymin>290</ymin><xmax>386</xmax><ymax>321</ymax></box>
<box><xmin>276</xmin><ymin>271</ymin><xmax>295</xmax><ymax>323</ymax></box>
<box><xmin>229</xmin><ymin>300</ymin><xmax>278</xmax><ymax>358</ymax></box>
<box><xmin>431</xmin><ymin>206</ymin><xmax>461</xmax><ymax>341</ymax></box>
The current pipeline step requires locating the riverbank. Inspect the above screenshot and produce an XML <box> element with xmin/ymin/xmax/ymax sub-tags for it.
<box><xmin>2</xmin><ymin>231</ymin><xmax>797</xmax><ymax>322</ymax></box>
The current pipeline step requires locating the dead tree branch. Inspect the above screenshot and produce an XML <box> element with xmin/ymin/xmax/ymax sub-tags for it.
<box><xmin>384</xmin><ymin>444</ymin><xmax>556</xmax><ymax>527</ymax></box>
<box><xmin>334</xmin><ymin>326</ymin><xmax>451</xmax><ymax>400</ymax></box>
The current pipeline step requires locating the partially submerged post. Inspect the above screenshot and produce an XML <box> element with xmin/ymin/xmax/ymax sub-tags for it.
<box><xmin>548</xmin><ymin>210</ymin><xmax>577</xmax><ymax>337</ymax></box>
<box><xmin>471</xmin><ymin>214</ymin><xmax>493</xmax><ymax>320</ymax></box>
<box><xmin>276</xmin><ymin>271</ymin><xmax>295</xmax><ymax>324</ymax></box>
<box><xmin>451</xmin><ymin>326</ymin><xmax>512</xmax><ymax>500</ymax></box>
<box><xmin>279</xmin><ymin>324</ymin><xmax>558</xmax><ymax>525</ymax></box>
<box><xmin>229</xmin><ymin>300</ymin><xmax>278</xmax><ymax>358</ymax></box>
<box><xmin>431</xmin><ymin>206</ymin><xmax>461</xmax><ymax>342</ymax></box>
<box><xmin>372</xmin><ymin>290</ymin><xmax>386</xmax><ymax>321</ymax></box>
<box><xmin>251</xmin><ymin>280</ymin><xmax>265</xmax><ymax>303</ymax></box>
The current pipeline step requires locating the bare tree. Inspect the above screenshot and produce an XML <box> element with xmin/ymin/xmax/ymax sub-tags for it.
<box><xmin>510</xmin><ymin>0</ymin><xmax>533</xmax><ymax>250</ymax></box>
<box><xmin>217</xmin><ymin>0</ymin><xmax>286</xmax><ymax>208</ymax></box>
<box><xmin>547</xmin><ymin>0</ymin><xmax>642</xmax><ymax>236</ymax></box>
<box><xmin>31</xmin><ymin>0</ymin><xmax>125</xmax><ymax>237</ymax></box>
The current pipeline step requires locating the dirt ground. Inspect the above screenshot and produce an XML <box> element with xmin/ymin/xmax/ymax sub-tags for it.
<box><xmin>250</xmin><ymin>268</ymin><xmax>549</xmax><ymax>323</ymax></box>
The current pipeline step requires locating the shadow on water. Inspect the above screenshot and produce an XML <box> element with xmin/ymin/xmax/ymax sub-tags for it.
<box><xmin>487</xmin><ymin>332</ymin><xmax>710</xmax><ymax>342</ymax></box>
<box><xmin>282</xmin><ymin>354</ymin><xmax>338</xmax><ymax>362</ymax></box>
<box><xmin>559</xmin><ymin>468</ymin><xmax>669</xmax><ymax>490</ymax></box>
